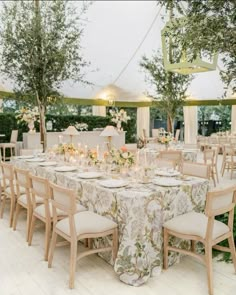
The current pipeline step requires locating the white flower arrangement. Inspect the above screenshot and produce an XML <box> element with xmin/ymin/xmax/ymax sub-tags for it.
<box><xmin>75</xmin><ymin>122</ymin><xmax>88</xmax><ymax>131</ymax></box>
<box><xmin>109</xmin><ymin>108</ymin><xmax>131</xmax><ymax>124</ymax></box>
<box><xmin>15</xmin><ymin>107</ymin><xmax>39</xmax><ymax>124</ymax></box>
<box><xmin>157</xmin><ymin>132</ymin><xmax>174</xmax><ymax>145</ymax></box>
<box><xmin>109</xmin><ymin>147</ymin><xmax>135</xmax><ymax>167</ymax></box>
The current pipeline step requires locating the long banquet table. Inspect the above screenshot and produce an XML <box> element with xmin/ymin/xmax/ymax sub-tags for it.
<box><xmin>11</xmin><ymin>157</ymin><xmax>209</xmax><ymax>286</ymax></box>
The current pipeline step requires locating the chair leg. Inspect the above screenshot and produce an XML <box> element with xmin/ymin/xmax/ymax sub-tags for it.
<box><xmin>69</xmin><ymin>240</ymin><xmax>78</xmax><ymax>289</ymax></box>
<box><xmin>205</xmin><ymin>244</ymin><xmax>214</xmax><ymax>295</ymax></box>
<box><xmin>26</xmin><ymin>207</ymin><xmax>32</xmax><ymax>242</ymax></box>
<box><xmin>191</xmin><ymin>240</ymin><xmax>196</xmax><ymax>253</ymax></box>
<box><xmin>215</xmin><ymin>167</ymin><xmax>219</xmax><ymax>183</ymax></box>
<box><xmin>163</xmin><ymin>228</ymin><xmax>169</xmax><ymax>270</ymax></box>
<box><xmin>3</xmin><ymin>147</ymin><xmax>6</xmax><ymax>162</ymax></box>
<box><xmin>28</xmin><ymin>215</ymin><xmax>36</xmax><ymax>246</ymax></box>
<box><xmin>48</xmin><ymin>230</ymin><xmax>58</xmax><ymax>268</ymax></box>
<box><xmin>0</xmin><ymin>195</ymin><xmax>6</xmax><ymax>218</ymax></box>
<box><xmin>112</xmin><ymin>228</ymin><xmax>118</xmax><ymax>261</ymax></box>
<box><xmin>9</xmin><ymin>196</ymin><xmax>16</xmax><ymax>228</ymax></box>
<box><xmin>44</xmin><ymin>221</ymin><xmax>51</xmax><ymax>261</ymax></box>
<box><xmin>228</xmin><ymin>236</ymin><xmax>236</xmax><ymax>273</ymax></box>
<box><xmin>13</xmin><ymin>202</ymin><xmax>21</xmax><ymax>231</ymax></box>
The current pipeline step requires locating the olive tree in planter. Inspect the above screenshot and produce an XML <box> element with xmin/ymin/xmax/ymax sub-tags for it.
<box><xmin>0</xmin><ymin>0</ymin><xmax>89</xmax><ymax>151</ymax></box>
<box><xmin>140</xmin><ymin>51</ymin><xmax>192</xmax><ymax>133</ymax></box>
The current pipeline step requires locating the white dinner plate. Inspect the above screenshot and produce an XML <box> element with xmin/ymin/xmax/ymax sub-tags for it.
<box><xmin>39</xmin><ymin>161</ymin><xmax>58</xmax><ymax>167</ymax></box>
<box><xmin>98</xmin><ymin>179</ymin><xmax>129</xmax><ymax>188</ymax></box>
<box><xmin>54</xmin><ymin>166</ymin><xmax>78</xmax><ymax>172</ymax></box>
<box><xmin>152</xmin><ymin>177</ymin><xmax>182</xmax><ymax>187</ymax></box>
<box><xmin>77</xmin><ymin>172</ymin><xmax>102</xmax><ymax>179</ymax></box>
<box><xmin>154</xmin><ymin>169</ymin><xmax>180</xmax><ymax>177</ymax></box>
<box><xmin>17</xmin><ymin>155</ymin><xmax>34</xmax><ymax>159</ymax></box>
<box><xmin>26</xmin><ymin>158</ymin><xmax>45</xmax><ymax>162</ymax></box>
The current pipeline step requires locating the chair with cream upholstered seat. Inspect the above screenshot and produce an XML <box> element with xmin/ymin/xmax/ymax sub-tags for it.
<box><xmin>0</xmin><ymin>130</ymin><xmax>18</xmax><ymax>161</ymax></box>
<box><xmin>48</xmin><ymin>182</ymin><xmax>118</xmax><ymax>289</ymax></box>
<box><xmin>163</xmin><ymin>185</ymin><xmax>236</xmax><ymax>295</ymax></box>
<box><xmin>221</xmin><ymin>145</ymin><xmax>236</xmax><ymax>179</ymax></box>
<box><xmin>0</xmin><ymin>162</ymin><xmax>25</xmax><ymax>227</ymax></box>
<box><xmin>28</xmin><ymin>174</ymin><xmax>87</xmax><ymax>261</ymax></box>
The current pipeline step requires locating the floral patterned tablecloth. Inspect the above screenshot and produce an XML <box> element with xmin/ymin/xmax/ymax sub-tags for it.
<box><xmin>11</xmin><ymin>158</ymin><xmax>208</xmax><ymax>286</ymax></box>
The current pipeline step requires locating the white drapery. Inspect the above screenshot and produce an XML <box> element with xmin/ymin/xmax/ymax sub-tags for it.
<box><xmin>183</xmin><ymin>106</ymin><xmax>198</xmax><ymax>144</ymax></box>
<box><xmin>92</xmin><ymin>106</ymin><xmax>106</xmax><ymax>117</ymax></box>
<box><xmin>231</xmin><ymin>105</ymin><xmax>236</xmax><ymax>135</ymax></box>
<box><xmin>137</xmin><ymin>107</ymin><xmax>150</xmax><ymax>138</ymax></box>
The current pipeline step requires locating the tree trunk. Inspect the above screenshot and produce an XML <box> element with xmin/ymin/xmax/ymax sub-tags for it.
<box><xmin>39</xmin><ymin>105</ymin><xmax>47</xmax><ymax>152</ymax></box>
<box><xmin>167</xmin><ymin>114</ymin><xmax>175</xmax><ymax>134</ymax></box>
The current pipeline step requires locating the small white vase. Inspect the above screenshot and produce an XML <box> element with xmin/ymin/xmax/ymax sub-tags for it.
<box><xmin>116</xmin><ymin>121</ymin><xmax>122</xmax><ymax>131</ymax></box>
<box><xmin>28</xmin><ymin>121</ymin><xmax>35</xmax><ymax>133</ymax></box>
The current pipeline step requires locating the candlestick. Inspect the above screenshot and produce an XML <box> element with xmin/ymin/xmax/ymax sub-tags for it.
<box><xmin>58</xmin><ymin>135</ymin><xmax>63</xmax><ymax>144</ymax></box>
<box><xmin>96</xmin><ymin>145</ymin><xmax>99</xmax><ymax>159</ymax></box>
<box><xmin>144</xmin><ymin>149</ymin><xmax>147</xmax><ymax>166</ymax></box>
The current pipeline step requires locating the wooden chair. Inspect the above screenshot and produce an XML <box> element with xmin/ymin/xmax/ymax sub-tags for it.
<box><xmin>221</xmin><ymin>145</ymin><xmax>236</xmax><ymax>179</ymax></box>
<box><xmin>203</xmin><ymin>148</ymin><xmax>219</xmax><ymax>186</ymax></box>
<box><xmin>158</xmin><ymin>150</ymin><xmax>182</xmax><ymax>170</ymax></box>
<box><xmin>13</xmin><ymin>168</ymin><xmax>33</xmax><ymax>241</ymax></box>
<box><xmin>48</xmin><ymin>182</ymin><xmax>118</xmax><ymax>289</ymax></box>
<box><xmin>0</xmin><ymin>130</ymin><xmax>18</xmax><ymax>161</ymax></box>
<box><xmin>163</xmin><ymin>185</ymin><xmax>236</xmax><ymax>295</ymax></box>
<box><xmin>181</xmin><ymin>161</ymin><xmax>211</xmax><ymax>180</ymax></box>
<box><xmin>0</xmin><ymin>162</ymin><xmax>24</xmax><ymax>227</ymax></box>
<box><xmin>156</xmin><ymin>159</ymin><xmax>176</xmax><ymax>169</ymax></box>
<box><xmin>28</xmin><ymin>174</ymin><xmax>87</xmax><ymax>261</ymax></box>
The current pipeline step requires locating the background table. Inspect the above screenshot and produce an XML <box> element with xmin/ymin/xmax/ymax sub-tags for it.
<box><xmin>12</xmin><ymin>158</ymin><xmax>209</xmax><ymax>286</ymax></box>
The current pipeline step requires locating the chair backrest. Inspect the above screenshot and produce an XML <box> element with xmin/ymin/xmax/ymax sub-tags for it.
<box><xmin>181</xmin><ymin>161</ymin><xmax>210</xmax><ymax>179</ymax></box>
<box><xmin>30</xmin><ymin>174</ymin><xmax>50</xmax><ymax>208</ymax></box>
<box><xmin>156</xmin><ymin>159</ymin><xmax>176</xmax><ymax>169</ymax></box>
<box><xmin>229</xmin><ymin>137</ymin><xmax>236</xmax><ymax>145</ymax></box>
<box><xmin>1</xmin><ymin>162</ymin><xmax>15</xmax><ymax>194</ymax></box>
<box><xmin>223</xmin><ymin>145</ymin><xmax>234</xmax><ymax>156</ymax></box>
<box><xmin>10</xmin><ymin>130</ymin><xmax>18</xmax><ymax>143</ymax></box>
<box><xmin>175</xmin><ymin>129</ymin><xmax>180</xmax><ymax>141</ymax></box>
<box><xmin>159</xmin><ymin>151</ymin><xmax>182</xmax><ymax>168</ymax></box>
<box><xmin>14</xmin><ymin>168</ymin><xmax>30</xmax><ymax>202</ymax></box>
<box><xmin>204</xmin><ymin>149</ymin><xmax>215</xmax><ymax>165</ymax></box>
<box><xmin>218</xmin><ymin>137</ymin><xmax>228</xmax><ymax>144</ymax></box>
<box><xmin>49</xmin><ymin>182</ymin><xmax>77</xmax><ymax>216</ymax></box>
<box><xmin>205</xmin><ymin>186</ymin><xmax>236</xmax><ymax>218</ymax></box>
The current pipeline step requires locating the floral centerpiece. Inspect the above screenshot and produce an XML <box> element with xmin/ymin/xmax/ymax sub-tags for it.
<box><xmin>15</xmin><ymin>106</ymin><xmax>39</xmax><ymax>132</ymax></box>
<box><xmin>109</xmin><ymin>108</ymin><xmax>131</xmax><ymax>131</ymax></box>
<box><xmin>53</xmin><ymin>143</ymin><xmax>76</xmax><ymax>154</ymax></box>
<box><xmin>108</xmin><ymin>146</ymin><xmax>135</xmax><ymax>167</ymax></box>
<box><xmin>75</xmin><ymin>122</ymin><xmax>88</xmax><ymax>131</ymax></box>
<box><xmin>157</xmin><ymin>132</ymin><xmax>173</xmax><ymax>148</ymax></box>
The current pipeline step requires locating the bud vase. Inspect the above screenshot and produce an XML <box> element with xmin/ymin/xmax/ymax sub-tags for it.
<box><xmin>28</xmin><ymin>121</ymin><xmax>35</xmax><ymax>133</ymax></box>
<box><xmin>116</xmin><ymin>121</ymin><xmax>122</xmax><ymax>131</ymax></box>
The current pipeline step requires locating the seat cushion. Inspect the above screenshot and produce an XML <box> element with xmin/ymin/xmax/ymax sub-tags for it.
<box><xmin>34</xmin><ymin>202</ymin><xmax>86</xmax><ymax>219</ymax></box>
<box><xmin>56</xmin><ymin>211</ymin><xmax>117</xmax><ymax>237</ymax></box>
<box><xmin>163</xmin><ymin>212</ymin><xmax>229</xmax><ymax>240</ymax></box>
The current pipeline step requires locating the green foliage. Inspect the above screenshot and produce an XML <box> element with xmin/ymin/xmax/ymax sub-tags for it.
<box><xmin>140</xmin><ymin>51</ymin><xmax>192</xmax><ymax>131</ymax></box>
<box><xmin>198</xmin><ymin>105</ymin><xmax>231</xmax><ymax>131</ymax></box>
<box><xmin>0</xmin><ymin>0</ymin><xmax>90</xmax><ymax>150</ymax></box>
<box><xmin>159</xmin><ymin>0</ymin><xmax>236</xmax><ymax>93</ymax></box>
<box><xmin>0</xmin><ymin>113</ymin><xmax>136</xmax><ymax>144</ymax></box>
